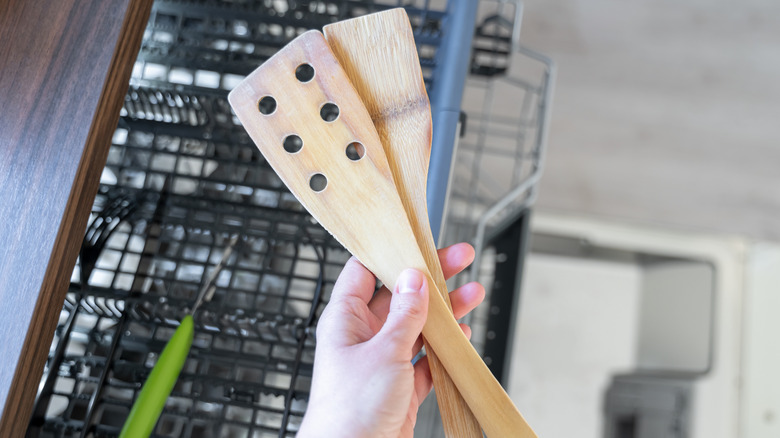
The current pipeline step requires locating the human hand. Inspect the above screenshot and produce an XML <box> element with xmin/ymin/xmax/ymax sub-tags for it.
<box><xmin>297</xmin><ymin>243</ymin><xmax>485</xmax><ymax>438</ymax></box>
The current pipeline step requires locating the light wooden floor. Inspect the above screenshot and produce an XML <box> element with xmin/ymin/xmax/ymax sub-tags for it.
<box><xmin>516</xmin><ymin>0</ymin><xmax>780</xmax><ymax>241</ymax></box>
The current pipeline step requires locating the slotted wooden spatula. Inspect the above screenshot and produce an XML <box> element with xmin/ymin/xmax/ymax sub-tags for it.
<box><xmin>323</xmin><ymin>9</ymin><xmax>481</xmax><ymax>437</ymax></box>
<box><xmin>228</xmin><ymin>30</ymin><xmax>536</xmax><ymax>438</ymax></box>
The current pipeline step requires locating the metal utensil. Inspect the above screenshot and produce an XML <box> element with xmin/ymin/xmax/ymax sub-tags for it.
<box><xmin>119</xmin><ymin>235</ymin><xmax>239</xmax><ymax>438</ymax></box>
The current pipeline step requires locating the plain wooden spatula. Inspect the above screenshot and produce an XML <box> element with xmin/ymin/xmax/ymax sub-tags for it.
<box><xmin>228</xmin><ymin>30</ymin><xmax>536</xmax><ymax>438</ymax></box>
<box><xmin>323</xmin><ymin>9</ymin><xmax>482</xmax><ymax>437</ymax></box>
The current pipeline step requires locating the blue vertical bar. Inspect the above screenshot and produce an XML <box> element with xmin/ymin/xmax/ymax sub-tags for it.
<box><xmin>427</xmin><ymin>0</ymin><xmax>479</xmax><ymax>243</ymax></box>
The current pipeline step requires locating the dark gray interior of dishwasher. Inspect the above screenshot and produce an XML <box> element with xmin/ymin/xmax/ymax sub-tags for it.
<box><xmin>28</xmin><ymin>1</ymin><xmax>520</xmax><ymax>436</ymax></box>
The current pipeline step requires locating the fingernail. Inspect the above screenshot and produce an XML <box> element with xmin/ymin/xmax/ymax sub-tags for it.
<box><xmin>397</xmin><ymin>269</ymin><xmax>424</xmax><ymax>294</ymax></box>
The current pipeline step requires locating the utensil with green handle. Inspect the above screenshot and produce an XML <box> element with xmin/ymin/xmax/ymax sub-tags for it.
<box><xmin>119</xmin><ymin>236</ymin><xmax>239</xmax><ymax>438</ymax></box>
<box><xmin>119</xmin><ymin>315</ymin><xmax>193</xmax><ymax>438</ymax></box>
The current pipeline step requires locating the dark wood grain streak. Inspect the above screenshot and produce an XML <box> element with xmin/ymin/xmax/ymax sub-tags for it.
<box><xmin>0</xmin><ymin>0</ymin><xmax>152</xmax><ymax>433</ymax></box>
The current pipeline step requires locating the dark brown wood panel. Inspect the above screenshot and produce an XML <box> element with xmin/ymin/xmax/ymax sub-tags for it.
<box><xmin>0</xmin><ymin>0</ymin><xmax>152</xmax><ymax>433</ymax></box>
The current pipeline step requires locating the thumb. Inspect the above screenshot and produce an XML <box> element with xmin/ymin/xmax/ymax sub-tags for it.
<box><xmin>375</xmin><ymin>269</ymin><xmax>429</xmax><ymax>357</ymax></box>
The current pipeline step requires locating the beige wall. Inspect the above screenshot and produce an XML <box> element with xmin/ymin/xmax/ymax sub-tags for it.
<box><xmin>517</xmin><ymin>0</ymin><xmax>780</xmax><ymax>241</ymax></box>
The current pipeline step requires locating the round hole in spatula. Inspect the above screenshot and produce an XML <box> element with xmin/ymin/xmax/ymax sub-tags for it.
<box><xmin>309</xmin><ymin>173</ymin><xmax>327</xmax><ymax>192</ymax></box>
<box><xmin>346</xmin><ymin>142</ymin><xmax>365</xmax><ymax>161</ymax></box>
<box><xmin>320</xmin><ymin>103</ymin><xmax>339</xmax><ymax>122</ymax></box>
<box><xmin>295</xmin><ymin>63</ymin><xmax>315</xmax><ymax>82</ymax></box>
<box><xmin>283</xmin><ymin>135</ymin><xmax>303</xmax><ymax>153</ymax></box>
<box><xmin>258</xmin><ymin>96</ymin><xmax>276</xmax><ymax>115</ymax></box>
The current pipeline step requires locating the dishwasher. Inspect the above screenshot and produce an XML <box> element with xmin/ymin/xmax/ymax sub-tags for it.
<box><xmin>28</xmin><ymin>1</ymin><xmax>554</xmax><ymax>436</ymax></box>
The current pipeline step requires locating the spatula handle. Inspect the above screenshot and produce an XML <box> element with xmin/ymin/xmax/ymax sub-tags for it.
<box><xmin>120</xmin><ymin>315</ymin><xmax>194</xmax><ymax>437</ymax></box>
<box><xmin>417</xmin><ymin>233</ymin><xmax>483</xmax><ymax>437</ymax></box>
